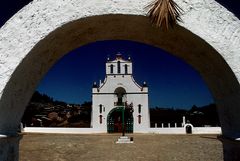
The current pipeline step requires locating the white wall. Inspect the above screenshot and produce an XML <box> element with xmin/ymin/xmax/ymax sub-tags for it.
<box><xmin>106</xmin><ymin>60</ymin><xmax>133</xmax><ymax>75</ymax></box>
<box><xmin>92</xmin><ymin>94</ymin><xmax>115</xmax><ymax>132</ymax></box>
<box><xmin>23</xmin><ymin>127</ymin><xmax>103</xmax><ymax>134</ymax></box>
<box><xmin>99</xmin><ymin>75</ymin><xmax>142</xmax><ymax>93</ymax></box>
<box><xmin>23</xmin><ymin>127</ymin><xmax>222</xmax><ymax>134</ymax></box>
<box><xmin>193</xmin><ymin>127</ymin><xmax>222</xmax><ymax>134</ymax></box>
<box><xmin>148</xmin><ymin>128</ymin><xmax>186</xmax><ymax>134</ymax></box>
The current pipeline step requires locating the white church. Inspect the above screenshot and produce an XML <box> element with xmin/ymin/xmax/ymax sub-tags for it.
<box><xmin>91</xmin><ymin>54</ymin><xmax>150</xmax><ymax>133</ymax></box>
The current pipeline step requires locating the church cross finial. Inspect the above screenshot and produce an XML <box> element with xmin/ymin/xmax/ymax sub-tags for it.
<box><xmin>116</xmin><ymin>53</ymin><xmax>122</xmax><ymax>60</ymax></box>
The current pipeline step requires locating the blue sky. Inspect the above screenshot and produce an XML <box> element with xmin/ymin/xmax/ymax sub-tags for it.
<box><xmin>37</xmin><ymin>40</ymin><xmax>214</xmax><ymax>109</ymax></box>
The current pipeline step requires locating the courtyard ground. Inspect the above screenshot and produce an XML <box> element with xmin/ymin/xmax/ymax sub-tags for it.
<box><xmin>19</xmin><ymin>133</ymin><xmax>223</xmax><ymax>161</ymax></box>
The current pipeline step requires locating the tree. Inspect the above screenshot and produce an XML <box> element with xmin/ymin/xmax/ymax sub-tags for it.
<box><xmin>146</xmin><ymin>0</ymin><xmax>182</xmax><ymax>30</ymax></box>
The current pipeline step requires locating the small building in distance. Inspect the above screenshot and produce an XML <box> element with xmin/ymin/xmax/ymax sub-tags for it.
<box><xmin>91</xmin><ymin>53</ymin><xmax>150</xmax><ymax>133</ymax></box>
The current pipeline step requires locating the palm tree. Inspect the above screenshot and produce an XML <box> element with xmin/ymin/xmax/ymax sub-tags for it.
<box><xmin>146</xmin><ymin>0</ymin><xmax>183</xmax><ymax>30</ymax></box>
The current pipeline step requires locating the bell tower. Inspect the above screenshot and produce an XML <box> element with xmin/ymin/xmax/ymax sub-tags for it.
<box><xmin>105</xmin><ymin>53</ymin><xmax>132</xmax><ymax>75</ymax></box>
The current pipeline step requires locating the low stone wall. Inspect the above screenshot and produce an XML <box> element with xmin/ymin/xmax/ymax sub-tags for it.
<box><xmin>150</xmin><ymin>127</ymin><xmax>221</xmax><ymax>134</ymax></box>
<box><xmin>193</xmin><ymin>127</ymin><xmax>222</xmax><ymax>134</ymax></box>
<box><xmin>22</xmin><ymin>127</ymin><xmax>104</xmax><ymax>134</ymax></box>
<box><xmin>23</xmin><ymin>127</ymin><xmax>222</xmax><ymax>134</ymax></box>
<box><xmin>148</xmin><ymin>128</ymin><xmax>186</xmax><ymax>134</ymax></box>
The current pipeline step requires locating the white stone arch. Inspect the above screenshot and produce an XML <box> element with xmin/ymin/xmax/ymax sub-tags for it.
<box><xmin>0</xmin><ymin>0</ymin><xmax>240</xmax><ymax>160</ymax></box>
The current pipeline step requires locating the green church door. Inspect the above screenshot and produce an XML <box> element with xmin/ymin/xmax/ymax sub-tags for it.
<box><xmin>107</xmin><ymin>107</ymin><xmax>133</xmax><ymax>133</ymax></box>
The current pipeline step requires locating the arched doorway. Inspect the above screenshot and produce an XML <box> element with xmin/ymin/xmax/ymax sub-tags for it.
<box><xmin>107</xmin><ymin>107</ymin><xmax>133</xmax><ymax>133</ymax></box>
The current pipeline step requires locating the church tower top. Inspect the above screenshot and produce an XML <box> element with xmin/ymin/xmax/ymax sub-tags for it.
<box><xmin>116</xmin><ymin>53</ymin><xmax>123</xmax><ymax>60</ymax></box>
<box><xmin>105</xmin><ymin>54</ymin><xmax>133</xmax><ymax>75</ymax></box>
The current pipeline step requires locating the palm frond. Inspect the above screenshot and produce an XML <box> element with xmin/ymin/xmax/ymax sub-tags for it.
<box><xmin>146</xmin><ymin>0</ymin><xmax>183</xmax><ymax>30</ymax></box>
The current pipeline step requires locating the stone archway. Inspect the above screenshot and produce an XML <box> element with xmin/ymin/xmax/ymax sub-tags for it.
<box><xmin>0</xmin><ymin>0</ymin><xmax>240</xmax><ymax>160</ymax></box>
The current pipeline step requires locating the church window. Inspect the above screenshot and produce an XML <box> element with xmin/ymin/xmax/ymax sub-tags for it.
<box><xmin>110</xmin><ymin>64</ymin><xmax>114</xmax><ymax>74</ymax></box>
<box><xmin>99</xmin><ymin>104</ymin><xmax>102</xmax><ymax>113</ymax></box>
<box><xmin>99</xmin><ymin>115</ymin><xmax>103</xmax><ymax>124</ymax></box>
<box><xmin>117</xmin><ymin>61</ymin><xmax>121</xmax><ymax>73</ymax></box>
<box><xmin>125</xmin><ymin>64</ymin><xmax>128</xmax><ymax>74</ymax></box>
<box><xmin>138</xmin><ymin>115</ymin><xmax>141</xmax><ymax>124</ymax></box>
<box><xmin>138</xmin><ymin>104</ymin><xmax>141</xmax><ymax>113</ymax></box>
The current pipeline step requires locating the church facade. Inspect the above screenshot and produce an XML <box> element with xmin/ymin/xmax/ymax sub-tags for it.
<box><xmin>91</xmin><ymin>54</ymin><xmax>150</xmax><ymax>133</ymax></box>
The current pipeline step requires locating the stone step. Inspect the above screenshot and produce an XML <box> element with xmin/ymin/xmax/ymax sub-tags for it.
<box><xmin>116</xmin><ymin>136</ymin><xmax>134</xmax><ymax>144</ymax></box>
<box><xmin>118</xmin><ymin>138</ymin><xmax>130</xmax><ymax>142</ymax></box>
<box><xmin>119</xmin><ymin>136</ymin><xmax>128</xmax><ymax>139</ymax></box>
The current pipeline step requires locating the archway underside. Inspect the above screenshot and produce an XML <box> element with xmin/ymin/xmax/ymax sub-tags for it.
<box><xmin>0</xmin><ymin>15</ymin><xmax>240</xmax><ymax>139</ymax></box>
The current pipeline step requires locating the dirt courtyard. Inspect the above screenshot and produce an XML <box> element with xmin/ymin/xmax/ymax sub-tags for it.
<box><xmin>19</xmin><ymin>133</ymin><xmax>223</xmax><ymax>161</ymax></box>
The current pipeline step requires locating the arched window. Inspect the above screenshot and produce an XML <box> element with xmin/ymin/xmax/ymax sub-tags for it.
<box><xmin>138</xmin><ymin>115</ymin><xmax>142</xmax><ymax>124</ymax></box>
<box><xmin>114</xmin><ymin>87</ymin><xmax>126</xmax><ymax>106</ymax></box>
<box><xmin>117</xmin><ymin>61</ymin><xmax>121</xmax><ymax>74</ymax></box>
<box><xmin>110</xmin><ymin>64</ymin><xmax>114</xmax><ymax>74</ymax></box>
<box><xmin>99</xmin><ymin>115</ymin><xmax>103</xmax><ymax>124</ymax></box>
<box><xmin>138</xmin><ymin>104</ymin><xmax>141</xmax><ymax>113</ymax></box>
<box><xmin>99</xmin><ymin>104</ymin><xmax>102</xmax><ymax>113</ymax></box>
<box><xmin>124</xmin><ymin>64</ymin><xmax>128</xmax><ymax>74</ymax></box>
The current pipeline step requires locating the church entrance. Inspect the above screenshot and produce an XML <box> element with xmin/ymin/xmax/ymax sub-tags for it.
<box><xmin>107</xmin><ymin>107</ymin><xmax>133</xmax><ymax>133</ymax></box>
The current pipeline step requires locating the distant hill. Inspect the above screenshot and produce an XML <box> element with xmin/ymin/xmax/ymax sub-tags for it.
<box><xmin>22</xmin><ymin>91</ymin><xmax>91</xmax><ymax>127</ymax></box>
<box><xmin>186</xmin><ymin>104</ymin><xmax>220</xmax><ymax>127</ymax></box>
<box><xmin>150</xmin><ymin>104</ymin><xmax>220</xmax><ymax>127</ymax></box>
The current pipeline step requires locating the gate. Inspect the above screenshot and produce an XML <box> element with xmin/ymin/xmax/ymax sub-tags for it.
<box><xmin>107</xmin><ymin>107</ymin><xmax>133</xmax><ymax>133</ymax></box>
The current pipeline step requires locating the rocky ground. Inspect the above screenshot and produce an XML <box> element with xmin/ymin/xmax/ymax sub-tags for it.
<box><xmin>19</xmin><ymin>133</ymin><xmax>223</xmax><ymax>161</ymax></box>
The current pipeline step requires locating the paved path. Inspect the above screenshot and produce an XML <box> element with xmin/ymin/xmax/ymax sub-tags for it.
<box><xmin>19</xmin><ymin>133</ymin><xmax>223</xmax><ymax>161</ymax></box>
